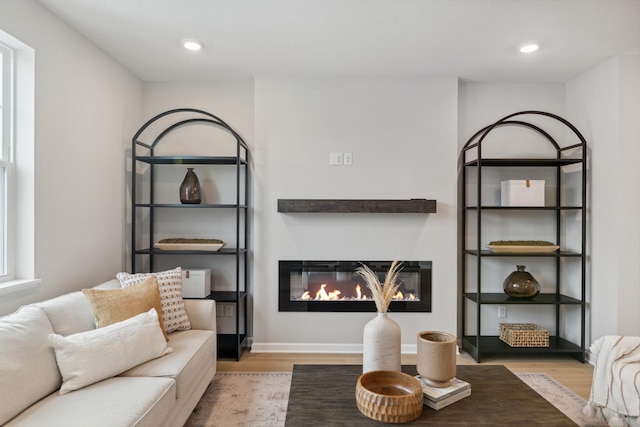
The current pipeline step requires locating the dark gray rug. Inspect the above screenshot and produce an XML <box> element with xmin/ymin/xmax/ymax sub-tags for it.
<box><xmin>285</xmin><ymin>365</ymin><xmax>578</xmax><ymax>426</ymax></box>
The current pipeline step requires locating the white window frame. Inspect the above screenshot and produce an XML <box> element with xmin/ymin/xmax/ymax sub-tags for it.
<box><xmin>0</xmin><ymin>41</ymin><xmax>14</xmax><ymax>283</ymax></box>
<box><xmin>0</xmin><ymin>29</ymin><xmax>38</xmax><ymax>295</ymax></box>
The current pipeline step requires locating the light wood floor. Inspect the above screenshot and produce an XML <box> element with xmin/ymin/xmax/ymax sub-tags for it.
<box><xmin>217</xmin><ymin>351</ymin><xmax>594</xmax><ymax>400</ymax></box>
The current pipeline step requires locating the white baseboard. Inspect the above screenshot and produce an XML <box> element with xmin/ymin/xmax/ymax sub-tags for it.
<box><xmin>250</xmin><ymin>341</ymin><xmax>578</xmax><ymax>364</ymax></box>
<box><xmin>250</xmin><ymin>342</ymin><xmax>419</xmax><ymax>354</ymax></box>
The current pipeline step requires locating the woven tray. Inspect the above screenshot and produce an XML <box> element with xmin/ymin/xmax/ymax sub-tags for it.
<box><xmin>499</xmin><ymin>323</ymin><xmax>549</xmax><ymax>347</ymax></box>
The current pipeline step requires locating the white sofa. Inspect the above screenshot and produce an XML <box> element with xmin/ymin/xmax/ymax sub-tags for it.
<box><xmin>583</xmin><ymin>335</ymin><xmax>640</xmax><ymax>427</ymax></box>
<box><xmin>0</xmin><ymin>279</ymin><xmax>216</xmax><ymax>427</ymax></box>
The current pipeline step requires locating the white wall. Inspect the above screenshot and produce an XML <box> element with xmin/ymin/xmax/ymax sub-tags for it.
<box><xmin>137</xmin><ymin>78</ymin><xmax>584</xmax><ymax>353</ymax></box>
<box><xmin>566</xmin><ymin>54</ymin><xmax>640</xmax><ymax>340</ymax></box>
<box><xmin>458</xmin><ymin>82</ymin><xmax>566</xmax><ymax>151</ymax></box>
<box><xmin>0</xmin><ymin>0</ymin><xmax>143</xmax><ymax>315</ymax></box>
<box><xmin>252</xmin><ymin>77</ymin><xmax>458</xmax><ymax>352</ymax></box>
<box><xmin>140</xmin><ymin>81</ymin><xmax>255</xmax><ymax>144</ymax></box>
<box><xmin>2</xmin><ymin>1</ymin><xmax>636</xmax><ymax>353</ymax></box>
<box><xmin>136</xmin><ymin>77</ymin><xmax>616</xmax><ymax>353</ymax></box>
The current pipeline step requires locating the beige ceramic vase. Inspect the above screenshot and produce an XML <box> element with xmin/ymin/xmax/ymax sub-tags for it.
<box><xmin>416</xmin><ymin>331</ymin><xmax>457</xmax><ymax>388</ymax></box>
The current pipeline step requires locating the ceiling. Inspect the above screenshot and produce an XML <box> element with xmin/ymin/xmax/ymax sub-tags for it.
<box><xmin>36</xmin><ymin>0</ymin><xmax>640</xmax><ymax>83</ymax></box>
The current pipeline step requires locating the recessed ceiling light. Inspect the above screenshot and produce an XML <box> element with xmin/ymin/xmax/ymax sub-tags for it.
<box><xmin>519</xmin><ymin>44</ymin><xmax>539</xmax><ymax>53</ymax></box>
<box><xmin>182</xmin><ymin>39</ymin><xmax>204</xmax><ymax>51</ymax></box>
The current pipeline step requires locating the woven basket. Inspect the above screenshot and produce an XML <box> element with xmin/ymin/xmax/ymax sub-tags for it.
<box><xmin>499</xmin><ymin>323</ymin><xmax>549</xmax><ymax>347</ymax></box>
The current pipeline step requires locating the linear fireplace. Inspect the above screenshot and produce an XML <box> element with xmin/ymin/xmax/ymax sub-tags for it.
<box><xmin>279</xmin><ymin>260</ymin><xmax>432</xmax><ymax>312</ymax></box>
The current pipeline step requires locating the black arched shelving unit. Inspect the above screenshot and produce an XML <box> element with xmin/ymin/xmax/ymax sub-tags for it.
<box><xmin>459</xmin><ymin>110</ymin><xmax>587</xmax><ymax>362</ymax></box>
<box><xmin>131</xmin><ymin>108</ymin><xmax>249</xmax><ymax>360</ymax></box>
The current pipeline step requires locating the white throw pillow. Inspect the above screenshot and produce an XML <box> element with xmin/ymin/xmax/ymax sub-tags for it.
<box><xmin>117</xmin><ymin>267</ymin><xmax>191</xmax><ymax>333</ymax></box>
<box><xmin>49</xmin><ymin>308</ymin><xmax>173</xmax><ymax>394</ymax></box>
<box><xmin>34</xmin><ymin>291</ymin><xmax>97</xmax><ymax>336</ymax></box>
<box><xmin>0</xmin><ymin>306</ymin><xmax>62</xmax><ymax>425</ymax></box>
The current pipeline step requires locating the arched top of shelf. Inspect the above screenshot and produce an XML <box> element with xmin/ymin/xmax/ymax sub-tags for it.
<box><xmin>461</xmin><ymin>110</ymin><xmax>587</xmax><ymax>159</ymax></box>
<box><xmin>132</xmin><ymin>108</ymin><xmax>248</xmax><ymax>151</ymax></box>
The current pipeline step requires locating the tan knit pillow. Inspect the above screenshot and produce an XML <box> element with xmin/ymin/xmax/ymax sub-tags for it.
<box><xmin>82</xmin><ymin>275</ymin><xmax>168</xmax><ymax>341</ymax></box>
<box><xmin>117</xmin><ymin>267</ymin><xmax>191</xmax><ymax>333</ymax></box>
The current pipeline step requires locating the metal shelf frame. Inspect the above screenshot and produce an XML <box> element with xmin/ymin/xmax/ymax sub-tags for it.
<box><xmin>458</xmin><ymin>110</ymin><xmax>587</xmax><ymax>363</ymax></box>
<box><xmin>131</xmin><ymin>108</ymin><xmax>250</xmax><ymax>360</ymax></box>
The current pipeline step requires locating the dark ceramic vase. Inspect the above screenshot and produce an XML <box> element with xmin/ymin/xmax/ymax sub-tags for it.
<box><xmin>179</xmin><ymin>168</ymin><xmax>201</xmax><ymax>204</ymax></box>
<box><xmin>503</xmin><ymin>265</ymin><xmax>540</xmax><ymax>298</ymax></box>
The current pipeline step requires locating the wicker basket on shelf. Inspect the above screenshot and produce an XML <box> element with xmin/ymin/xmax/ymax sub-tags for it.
<box><xmin>499</xmin><ymin>323</ymin><xmax>549</xmax><ymax>347</ymax></box>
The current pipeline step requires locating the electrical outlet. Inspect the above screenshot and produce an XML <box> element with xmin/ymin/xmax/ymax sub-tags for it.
<box><xmin>225</xmin><ymin>304</ymin><xmax>234</xmax><ymax>317</ymax></box>
<box><xmin>329</xmin><ymin>152</ymin><xmax>343</xmax><ymax>165</ymax></box>
<box><xmin>343</xmin><ymin>152</ymin><xmax>353</xmax><ymax>165</ymax></box>
<box><xmin>498</xmin><ymin>306</ymin><xmax>507</xmax><ymax>318</ymax></box>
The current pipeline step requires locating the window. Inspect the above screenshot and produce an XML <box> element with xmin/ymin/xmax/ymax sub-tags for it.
<box><xmin>0</xmin><ymin>42</ymin><xmax>12</xmax><ymax>281</ymax></box>
<box><xmin>0</xmin><ymin>28</ymin><xmax>37</xmax><ymax>294</ymax></box>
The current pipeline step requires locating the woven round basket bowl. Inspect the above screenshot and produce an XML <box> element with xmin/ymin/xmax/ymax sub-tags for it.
<box><xmin>356</xmin><ymin>370</ymin><xmax>423</xmax><ymax>423</ymax></box>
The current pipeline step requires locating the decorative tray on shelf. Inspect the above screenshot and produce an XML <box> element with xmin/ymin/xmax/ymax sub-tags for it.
<box><xmin>486</xmin><ymin>240</ymin><xmax>559</xmax><ymax>253</ymax></box>
<box><xmin>154</xmin><ymin>238</ymin><xmax>225</xmax><ymax>251</ymax></box>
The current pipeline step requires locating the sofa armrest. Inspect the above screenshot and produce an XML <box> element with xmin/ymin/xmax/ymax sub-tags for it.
<box><xmin>183</xmin><ymin>299</ymin><xmax>216</xmax><ymax>332</ymax></box>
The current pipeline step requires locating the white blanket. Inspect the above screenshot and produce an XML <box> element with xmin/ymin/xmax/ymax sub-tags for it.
<box><xmin>584</xmin><ymin>335</ymin><xmax>640</xmax><ymax>426</ymax></box>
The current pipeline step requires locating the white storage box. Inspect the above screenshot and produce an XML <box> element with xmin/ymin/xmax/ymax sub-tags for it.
<box><xmin>501</xmin><ymin>180</ymin><xmax>545</xmax><ymax>206</ymax></box>
<box><xmin>181</xmin><ymin>269</ymin><xmax>211</xmax><ymax>298</ymax></box>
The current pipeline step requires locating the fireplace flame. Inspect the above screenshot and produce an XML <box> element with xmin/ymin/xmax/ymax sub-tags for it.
<box><xmin>297</xmin><ymin>283</ymin><xmax>415</xmax><ymax>301</ymax></box>
<box><xmin>315</xmin><ymin>283</ymin><xmax>342</xmax><ymax>300</ymax></box>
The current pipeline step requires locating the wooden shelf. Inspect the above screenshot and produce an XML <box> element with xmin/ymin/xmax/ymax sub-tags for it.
<box><xmin>277</xmin><ymin>199</ymin><xmax>436</xmax><ymax>213</ymax></box>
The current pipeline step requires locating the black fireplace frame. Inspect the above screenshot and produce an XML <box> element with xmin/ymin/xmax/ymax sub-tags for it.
<box><xmin>279</xmin><ymin>260</ymin><xmax>432</xmax><ymax>312</ymax></box>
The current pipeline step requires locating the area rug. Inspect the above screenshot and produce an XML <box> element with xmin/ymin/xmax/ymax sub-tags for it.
<box><xmin>185</xmin><ymin>372</ymin><xmax>291</xmax><ymax>427</ymax></box>
<box><xmin>517</xmin><ymin>373</ymin><xmax>606</xmax><ymax>427</ymax></box>
<box><xmin>184</xmin><ymin>371</ymin><xmax>603</xmax><ymax>427</ymax></box>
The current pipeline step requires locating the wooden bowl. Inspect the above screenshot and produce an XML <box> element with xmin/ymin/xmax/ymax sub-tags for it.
<box><xmin>356</xmin><ymin>370</ymin><xmax>423</xmax><ymax>423</ymax></box>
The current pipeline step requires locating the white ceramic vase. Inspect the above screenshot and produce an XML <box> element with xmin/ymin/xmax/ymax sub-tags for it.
<box><xmin>362</xmin><ymin>312</ymin><xmax>401</xmax><ymax>373</ymax></box>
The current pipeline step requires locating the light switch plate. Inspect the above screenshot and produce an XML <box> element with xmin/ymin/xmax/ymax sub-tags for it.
<box><xmin>329</xmin><ymin>152</ymin><xmax>343</xmax><ymax>165</ymax></box>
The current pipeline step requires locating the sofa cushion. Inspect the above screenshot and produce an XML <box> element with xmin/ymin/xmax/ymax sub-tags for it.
<box><xmin>0</xmin><ymin>306</ymin><xmax>62</xmax><ymax>425</ymax></box>
<box><xmin>34</xmin><ymin>291</ymin><xmax>97</xmax><ymax>336</ymax></box>
<box><xmin>3</xmin><ymin>376</ymin><xmax>176</xmax><ymax>427</ymax></box>
<box><xmin>49</xmin><ymin>309</ymin><xmax>173</xmax><ymax>394</ymax></box>
<box><xmin>183</xmin><ymin>298</ymin><xmax>216</xmax><ymax>331</ymax></box>
<box><xmin>83</xmin><ymin>275</ymin><xmax>168</xmax><ymax>340</ymax></box>
<box><xmin>92</xmin><ymin>278</ymin><xmax>122</xmax><ymax>290</ymax></box>
<box><xmin>117</xmin><ymin>267</ymin><xmax>191</xmax><ymax>334</ymax></box>
<box><xmin>119</xmin><ymin>329</ymin><xmax>215</xmax><ymax>399</ymax></box>
<box><xmin>32</xmin><ymin>279</ymin><xmax>122</xmax><ymax>337</ymax></box>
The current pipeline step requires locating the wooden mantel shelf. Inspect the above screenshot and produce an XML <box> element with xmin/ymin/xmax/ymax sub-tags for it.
<box><xmin>277</xmin><ymin>199</ymin><xmax>436</xmax><ymax>214</ymax></box>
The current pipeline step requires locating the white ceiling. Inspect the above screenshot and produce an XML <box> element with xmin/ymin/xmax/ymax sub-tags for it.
<box><xmin>36</xmin><ymin>0</ymin><xmax>640</xmax><ymax>83</ymax></box>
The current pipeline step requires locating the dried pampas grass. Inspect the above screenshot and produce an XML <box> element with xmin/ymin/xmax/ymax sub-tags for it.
<box><xmin>356</xmin><ymin>260</ymin><xmax>403</xmax><ymax>313</ymax></box>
